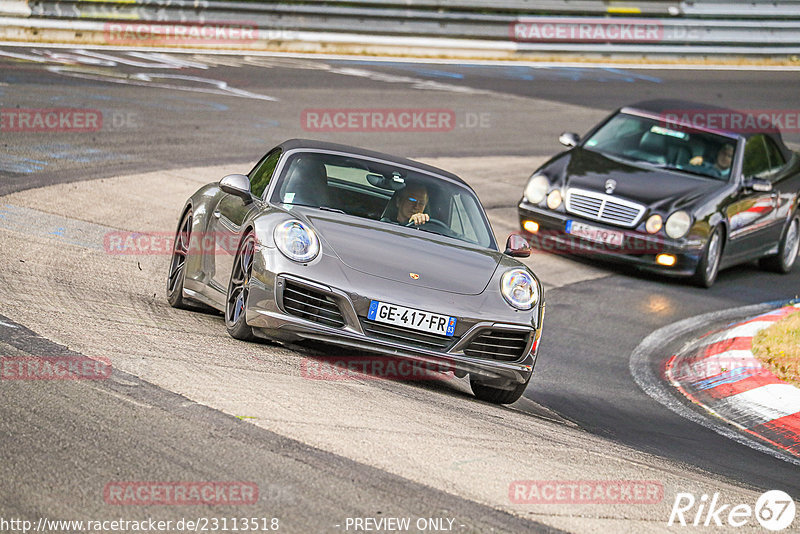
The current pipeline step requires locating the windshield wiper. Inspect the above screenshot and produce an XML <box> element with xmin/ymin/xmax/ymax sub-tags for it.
<box><xmin>317</xmin><ymin>206</ymin><xmax>345</xmax><ymax>214</ymax></box>
<box><xmin>600</xmin><ymin>151</ymin><xmax>648</xmax><ymax>165</ymax></box>
<box><xmin>649</xmin><ymin>163</ymin><xmax>719</xmax><ymax>179</ymax></box>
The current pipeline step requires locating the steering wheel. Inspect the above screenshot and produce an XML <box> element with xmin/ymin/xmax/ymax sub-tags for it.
<box><xmin>405</xmin><ymin>217</ymin><xmax>451</xmax><ymax>234</ymax></box>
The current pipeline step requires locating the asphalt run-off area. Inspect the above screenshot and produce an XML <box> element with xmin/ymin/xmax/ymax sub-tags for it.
<box><xmin>1</xmin><ymin>41</ymin><xmax>799</xmax><ymax>534</ymax></box>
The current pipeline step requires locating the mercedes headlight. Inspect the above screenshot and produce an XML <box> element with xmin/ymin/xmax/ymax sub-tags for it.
<box><xmin>274</xmin><ymin>220</ymin><xmax>319</xmax><ymax>262</ymax></box>
<box><xmin>524</xmin><ymin>174</ymin><xmax>549</xmax><ymax>204</ymax></box>
<box><xmin>665</xmin><ymin>211</ymin><xmax>692</xmax><ymax>239</ymax></box>
<box><xmin>645</xmin><ymin>214</ymin><xmax>663</xmax><ymax>234</ymax></box>
<box><xmin>546</xmin><ymin>189</ymin><xmax>563</xmax><ymax>210</ymax></box>
<box><xmin>501</xmin><ymin>269</ymin><xmax>538</xmax><ymax>310</ymax></box>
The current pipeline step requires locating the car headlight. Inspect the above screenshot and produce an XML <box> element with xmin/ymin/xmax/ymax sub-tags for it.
<box><xmin>501</xmin><ymin>268</ymin><xmax>538</xmax><ymax>310</ymax></box>
<box><xmin>524</xmin><ymin>175</ymin><xmax>549</xmax><ymax>204</ymax></box>
<box><xmin>274</xmin><ymin>220</ymin><xmax>319</xmax><ymax>262</ymax></box>
<box><xmin>665</xmin><ymin>211</ymin><xmax>692</xmax><ymax>239</ymax></box>
<box><xmin>546</xmin><ymin>189</ymin><xmax>563</xmax><ymax>210</ymax></box>
<box><xmin>646</xmin><ymin>214</ymin><xmax>663</xmax><ymax>234</ymax></box>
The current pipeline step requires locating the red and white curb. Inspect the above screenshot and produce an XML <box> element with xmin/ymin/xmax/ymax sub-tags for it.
<box><xmin>665</xmin><ymin>304</ymin><xmax>800</xmax><ymax>459</ymax></box>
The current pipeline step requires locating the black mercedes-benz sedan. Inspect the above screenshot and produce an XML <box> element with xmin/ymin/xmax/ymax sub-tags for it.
<box><xmin>518</xmin><ymin>100</ymin><xmax>800</xmax><ymax>287</ymax></box>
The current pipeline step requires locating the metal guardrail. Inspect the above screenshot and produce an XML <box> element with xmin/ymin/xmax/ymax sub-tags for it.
<box><xmin>3</xmin><ymin>0</ymin><xmax>800</xmax><ymax>55</ymax></box>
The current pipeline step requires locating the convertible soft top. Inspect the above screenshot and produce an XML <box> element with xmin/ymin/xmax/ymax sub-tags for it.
<box><xmin>275</xmin><ymin>138</ymin><xmax>467</xmax><ymax>186</ymax></box>
<box><xmin>623</xmin><ymin>99</ymin><xmax>793</xmax><ymax>161</ymax></box>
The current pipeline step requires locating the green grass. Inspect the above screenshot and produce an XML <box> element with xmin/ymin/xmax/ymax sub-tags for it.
<box><xmin>751</xmin><ymin>310</ymin><xmax>800</xmax><ymax>388</ymax></box>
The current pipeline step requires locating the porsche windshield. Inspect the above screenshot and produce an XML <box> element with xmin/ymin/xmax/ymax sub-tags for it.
<box><xmin>271</xmin><ymin>151</ymin><xmax>496</xmax><ymax>249</ymax></box>
<box><xmin>583</xmin><ymin>112</ymin><xmax>737</xmax><ymax>180</ymax></box>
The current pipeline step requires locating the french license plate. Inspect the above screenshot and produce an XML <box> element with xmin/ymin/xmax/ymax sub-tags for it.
<box><xmin>367</xmin><ymin>300</ymin><xmax>456</xmax><ymax>337</ymax></box>
<box><xmin>565</xmin><ymin>220</ymin><xmax>624</xmax><ymax>246</ymax></box>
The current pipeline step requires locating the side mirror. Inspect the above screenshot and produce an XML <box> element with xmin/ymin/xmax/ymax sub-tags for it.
<box><xmin>558</xmin><ymin>132</ymin><xmax>580</xmax><ymax>148</ymax></box>
<box><xmin>743</xmin><ymin>177</ymin><xmax>772</xmax><ymax>193</ymax></box>
<box><xmin>504</xmin><ymin>234</ymin><xmax>531</xmax><ymax>258</ymax></box>
<box><xmin>220</xmin><ymin>174</ymin><xmax>252</xmax><ymax>201</ymax></box>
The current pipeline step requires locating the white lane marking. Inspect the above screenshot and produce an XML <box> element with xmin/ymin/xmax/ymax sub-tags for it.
<box><xmin>629</xmin><ymin>301</ymin><xmax>800</xmax><ymax>467</ymax></box>
<box><xmin>327</xmin><ymin>66</ymin><xmax>487</xmax><ymax>95</ymax></box>
<box><xmin>46</xmin><ymin>67</ymin><xmax>278</xmax><ymax>101</ymax></box>
<box><xmin>0</xmin><ymin>320</ymin><xmax>19</xmax><ymax>328</ymax></box>
<box><xmin>2</xmin><ymin>41</ymin><xmax>800</xmax><ymax>71</ymax></box>
<box><xmin>722</xmin><ymin>384</ymin><xmax>800</xmax><ymax>426</ymax></box>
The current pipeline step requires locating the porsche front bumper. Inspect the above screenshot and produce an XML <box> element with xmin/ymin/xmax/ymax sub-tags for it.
<box><xmin>246</xmin><ymin>271</ymin><xmax>543</xmax><ymax>386</ymax></box>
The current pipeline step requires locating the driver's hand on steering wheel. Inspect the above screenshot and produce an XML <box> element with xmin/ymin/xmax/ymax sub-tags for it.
<box><xmin>408</xmin><ymin>213</ymin><xmax>430</xmax><ymax>225</ymax></box>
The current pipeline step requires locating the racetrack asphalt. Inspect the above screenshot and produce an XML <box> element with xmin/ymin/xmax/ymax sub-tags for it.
<box><xmin>1</xmin><ymin>46</ymin><xmax>799</xmax><ymax>532</ymax></box>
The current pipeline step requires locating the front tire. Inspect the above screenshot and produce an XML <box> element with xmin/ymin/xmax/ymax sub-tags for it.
<box><xmin>470</xmin><ymin>374</ymin><xmax>531</xmax><ymax>405</ymax></box>
<box><xmin>167</xmin><ymin>209</ymin><xmax>192</xmax><ymax>309</ymax></box>
<box><xmin>692</xmin><ymin>226</ymin><xmax>723</xmax><ymax>288</ymax></box>
<box><xmin>759</xmin><ymin>215</ymin><xmax>800</xmax><ymax>274</ymax></box>
<box><xmin>225</xmin><ymin>231</ymin><xmax>257</xmax><ymax>341</ymax></box>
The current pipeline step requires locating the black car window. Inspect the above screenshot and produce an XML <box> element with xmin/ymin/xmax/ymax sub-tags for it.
<box><xmin>249</xmin><ymin>149</ymin><xmax>281</xmax><ymax>198</ymax></box>
<box><xmin>742</xmin><ymin>135</ymin><xmax>771</xmax><ymax>179</ymax></box>
<box><xmin>764</xmin><ymin>136</ymin><xmax>787</xmax><ymax>179</ymax></box>
<box><xmin>583</xmin><ymin>112</ymin><xmax>735</xmax><ymax>180</ymax></box>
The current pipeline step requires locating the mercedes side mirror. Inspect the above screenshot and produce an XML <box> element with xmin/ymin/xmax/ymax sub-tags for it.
<box><xmin>504</xmin><ymin>234</ymin><xmax>531</xmax><ymax>257</ymax></box>
<box><xmin>220</xmin><ymin>174</ymin><xmax>253</xmax><ymax>201</ymax></box>
<box><xmin>559</xmin><ymin>132</ymin><xmax>580</xmax><ymax>148</ymax></box>
<box><xmin>743</xmin><ymin>177</ymin><xmax>773</xmax><ymax>193</ymax></box>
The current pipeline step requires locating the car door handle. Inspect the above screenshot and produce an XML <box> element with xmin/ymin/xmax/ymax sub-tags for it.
<box><xmin>213</xmin><ymin>210</ymin><xmax>221</xmax><ymax>219</ymax></box>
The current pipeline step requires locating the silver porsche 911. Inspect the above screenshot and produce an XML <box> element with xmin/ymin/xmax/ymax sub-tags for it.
<box><xmin>167</xmin><ymin>139</ymin><xmax>544</xmax><ymax>404</ymax></box>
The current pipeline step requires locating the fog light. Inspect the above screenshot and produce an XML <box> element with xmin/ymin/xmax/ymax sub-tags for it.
<box><xmin>656</xmin><ymin>254</ymin><xmax>677</xmax><ymax>267</ymax></box>
<box><xmin>523</xmin><ymin>220</ymin><xmax>540</xmax><ymax>233</ymax></box>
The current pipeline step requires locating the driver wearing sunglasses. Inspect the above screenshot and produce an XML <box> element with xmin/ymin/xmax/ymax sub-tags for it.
<box><xmin>383</xmin><ymin>184</ymin><xmax>430</xmax><ymax>226</ymax></box>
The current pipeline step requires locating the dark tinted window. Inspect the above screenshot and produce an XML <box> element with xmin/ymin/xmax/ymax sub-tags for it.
<box><xmin>742</xmin><ymin>135</ymin><xmax>771</xmax><ymax>178</ymax></box>
<box><xmin>582</xmin><ymin>112</ymin><xmax>736</xmax><ymax>180</ymax></box>
<box><xmin>270</xmin><ymin>151</ymin><xmax>496</xmax><ymax>249</ymax></box>
<box><xmin>764</xmin><ymin>137</ymin><xmax>786</xmax><ymax>179</ymax></box>
<box><xmin>249</xmin><ymin>149</ymin><xmax>281</xmax><ymax>198</ymax></box>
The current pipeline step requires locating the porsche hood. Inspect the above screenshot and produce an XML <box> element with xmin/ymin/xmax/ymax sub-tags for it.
<box><xmin>302</xmin><ymin>210</ymin><xmax>501</xmax><ymax>295</ymax></box>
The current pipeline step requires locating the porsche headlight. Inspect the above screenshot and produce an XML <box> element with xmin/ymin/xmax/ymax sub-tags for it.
<box><xmin>665</xmin><ymin>211</ymin><xmax>692</xmax><ymax>239</ymax></box>
<box><xmin>646</xmin><ymin>214</ymin><xmax>663</xmax><ymax>234</ymax></box>
<box><xmin>274</xmin><ymin>220</ymin><xmax>319</xmax><ymax>262</ymax></box>
<box><xmin>501</xmin><ymin>269</ymin><xmax>538</xmax><ymax>310</ymax></box>
<box><xmin>524</xmin><ymin>175</ymin><xmax>549</xmax><ymax>204</ymax></box>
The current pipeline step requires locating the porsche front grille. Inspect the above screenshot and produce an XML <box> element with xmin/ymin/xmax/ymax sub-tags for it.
<box><xmin>565</xmin><ymin>188</ymin><xmax>645</xmax><ymax>228</ymax></box>
<box><xmin>360</xmin><ymin>319</ymin><xmax>458</xmax><ymax>351</ymax></box>
<box><xmin>282</xmin><ymin>282</ymin><xmax>346</xmax><ymax>328</ymax></box>
<box><xmin>463</xmin><ymin>330</ymin><xmax>530</xmax><ymax>362</ymax></box>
